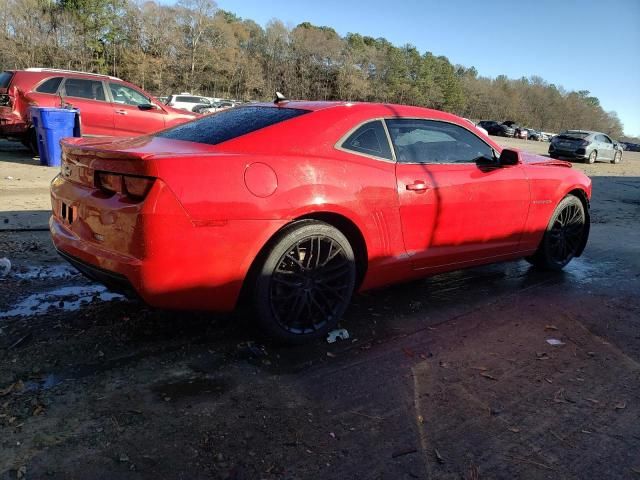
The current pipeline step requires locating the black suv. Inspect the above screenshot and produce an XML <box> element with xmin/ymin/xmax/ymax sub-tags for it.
<box><xmin>478</xmin><ymin>120</ymin><xmax>515</xmax><ymax>137</ymax></box>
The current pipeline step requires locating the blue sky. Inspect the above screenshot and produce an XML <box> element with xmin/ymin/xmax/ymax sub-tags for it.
<box><xmin>213</xmin><ymin>0</ymin><xmax>640</xmax><ymax>137</ymax></box>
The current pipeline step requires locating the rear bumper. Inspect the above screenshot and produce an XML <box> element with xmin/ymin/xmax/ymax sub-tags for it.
<box><xmin>548</xmin><ymin>147</ymin><xmax>586</xmax><ymax>159</ymax></box>
<box><xmin>56</xmin><ymin>248</ymin><xmax>139</xmax><ymax>298</ymax></box>
<box><xmin>0</xmin><ymin>110</ymin><xmax>27</xmax><ymax>138</ymax></box>
<box><xmin>50</xmin><ymin>177</ymin><xmax>287</xmax><ymax>312</ymax></box>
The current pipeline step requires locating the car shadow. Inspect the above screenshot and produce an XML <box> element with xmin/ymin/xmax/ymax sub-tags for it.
<box><xmin>0</xmin><ymin>139</ymin><xmax>39</xmax><ymax>166</ymax></box>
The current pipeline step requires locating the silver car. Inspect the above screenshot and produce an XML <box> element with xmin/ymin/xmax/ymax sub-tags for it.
<box><xmin>549</xmin><ymin>130</ymin><xmax>622</xmax><ymax>164</ymax></box>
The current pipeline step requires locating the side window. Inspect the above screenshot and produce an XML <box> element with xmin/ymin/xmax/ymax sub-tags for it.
<box><xmin>386</xmin><ymin>119</ymin><xmax>494</xmax><ymax>164</ymax></box>
<box><xmin>602</xmin><ymin>135</ymin><xmax>612</xmax><ymax>144</ymax></box>
<box><xmin>109</xmin><ymin>83</ymin><xmax>149</xmax><ymax>106</ymax></box>
<box><xmin>35</xmin><ymin>77</ymin><xmax>63</xmax><ymax>94</ymax></box>
<box><xmin>63</xmin><ymin>79</ymin><xmax>106</xmax><ymax>101</ymax></box>
<box><xmin>341</xmin><ymin>120</ymin><xmax>393</xmax><ymax>160</ymax></box>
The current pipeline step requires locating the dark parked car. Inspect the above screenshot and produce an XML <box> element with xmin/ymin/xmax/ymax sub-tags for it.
<box><xmin>503</xmin><ymin>121</ymin><xmax>528</xmax><ymax>139</ymax></box>
<box><xmin>478</xmin><ymin>120</ymin><xmax>515</xmax><ymax>137</ymax></box>
<box><xmin>527</xmin><ymin>128</ymin><xmax>544</xmax><ymax>141</ymax></box>
<box><xmin>549</xmin><ymin>130</ymin><xmax>622</xmax><ymax>164</ymax></box>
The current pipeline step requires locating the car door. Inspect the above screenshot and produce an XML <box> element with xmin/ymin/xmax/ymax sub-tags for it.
<box><xmin>60</xmin><ymin>78</ymin><xmax>114</xmax><ymax>136</ymax></box>
<box><xmin>390</xmin><ymin>118</ymin><xmax>531</xmax><ymax>270</ymax></box>
<box><xmin>108</xmin><ymin>83</ymin><xmax>167</xmax><ymax>136</ymax></box>
<box><xmin>599</xmin><ymin>134</ymin><xmax>614</xmax><ymax>160</ymax></box>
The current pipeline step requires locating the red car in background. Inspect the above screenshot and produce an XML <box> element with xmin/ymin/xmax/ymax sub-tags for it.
<box><xmin>50</xmin><ymin>101</ymin><xmax>591</xmax><ymax>343</ymax></box>
<box><xmin>0</xmin><ymin>68</ymin><xmax>196</xmax><ymax>152</ymax></box>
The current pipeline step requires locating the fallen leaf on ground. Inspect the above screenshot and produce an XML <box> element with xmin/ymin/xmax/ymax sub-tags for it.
<box><xmin>553</xmin><ymin>389</ymin><xmax>567</xmax><ymax>403</ymax></box>
<box><xmin>402</xmin><ymin>347</ymin><xmax>415</xmax><ymax>358</ymax></box>
<box><xmin>0</xmin><ymin>384</ymin><xmax>14</xmax><ymax>397</ymax></box>
<box><xmin>615</xmin><ymin>401</ymin><xmax>627</xmax><ymax>410</ymax></box>
<box><xmin>480</xmin><ymin>372</ymin><xmax>498</xmax><ymax>381</ymax></box>
<box><xmin>509</xmin><ymin>427</ymin><xmax>520</xmax><ymax>433</ymax></box>
<box><xmin>417</xmin><ymin>415</ymin><xmax>424</xmax><ymax>424</ymax></box>
<box><xmin>544</xmin><ymin>325</ymin><xmax>559</xmax><ymax>331</ymax></box>
<box><xmin>434</xmin><ymin>449</ymin><xmax>444</xmax><ymax>463</ymax></box>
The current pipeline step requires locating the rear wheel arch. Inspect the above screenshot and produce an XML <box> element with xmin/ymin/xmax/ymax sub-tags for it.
<box><xmin>566</xmin><ymin>188</ymin><xmax>590</xmax><ymax>257</ymax></box>
<box><xmin>238</xmin><ymin>211</ymin><xmax>369</xmax><ymax>308</ymax></box>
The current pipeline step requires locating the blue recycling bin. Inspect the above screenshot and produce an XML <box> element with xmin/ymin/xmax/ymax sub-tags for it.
<box><xmin>29</xmin><ymin>107</ymin><xmax>81</xmax><ymax>167</ymax></box>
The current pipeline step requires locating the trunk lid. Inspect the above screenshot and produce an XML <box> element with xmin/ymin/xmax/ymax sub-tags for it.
<box><xmin>60</xmin><ymin>136</ymin><xmax>218</xmax><ymax>187</ymax></box>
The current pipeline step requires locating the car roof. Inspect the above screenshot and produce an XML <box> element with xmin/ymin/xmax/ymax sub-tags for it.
<box><xmin>248</xmin><ymin>100</ymin><xmax>466</xmax><ymax>122</ymax></box>
<box><xmin>564</xmin><ymin>130</ymin><xmax>600</xmax><ymax>135</ymax></box>
<box><xmin>23</xmin><ymin>68</ymin><xmax>120</xmax><ymax>80</ymax></box>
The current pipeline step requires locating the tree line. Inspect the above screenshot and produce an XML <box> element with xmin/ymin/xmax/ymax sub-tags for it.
<box><xmin>0</xmin><ymin>0</ymin><xmax>628</xmax><ymax>138</ymax></box>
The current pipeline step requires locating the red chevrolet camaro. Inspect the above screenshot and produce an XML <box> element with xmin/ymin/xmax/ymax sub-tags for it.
<box><xmin>50</xmin><ymin>100</ymin><xmax>591</xmax><ymax>343</ymax></box>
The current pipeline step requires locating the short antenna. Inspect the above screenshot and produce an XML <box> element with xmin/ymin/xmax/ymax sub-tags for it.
<box><xmin>274</xmin><ymin>91</ymin><xmax>288</xmax><ymax>105</ymax></box>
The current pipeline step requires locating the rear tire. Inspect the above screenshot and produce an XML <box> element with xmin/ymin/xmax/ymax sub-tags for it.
<box><xmin>586</xmin><ymin>150</ymin><xmax>597</xmax><ymax>164</ymax></box>
<box><xmin>526</xmin><ymin>195</ymin><xmax>587</xmax><ymax>271</ymax></box>
<box><xmin>550</xmin><ymin>152</ymin><xmax>559</xmax><ymax>159</ymax></box>
<box><xmin>612</xmin><ymin>151</ymin><xmax>621</xmax><ymax>164</ymax></box>
<box><xmin>252</xmin><ymin>221</ymin><xmax>356</xmax><ymax>344</ymax></box>
<box><xmin>22</xmin><ymin>128</ymin><xmax>38</xmax><ymax>155</ymax></box>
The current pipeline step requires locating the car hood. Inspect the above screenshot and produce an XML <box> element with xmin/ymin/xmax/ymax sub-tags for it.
<box><xmin>519</xmin><ymin>151</ymin><xmax>572</xmax><ymax>168</ymax></box>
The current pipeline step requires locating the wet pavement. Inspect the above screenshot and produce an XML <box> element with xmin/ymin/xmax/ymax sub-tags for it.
<box><xmin>1</xmin><ymin>144</ymin><xmax>639</xmax><ymax>478</ymax></box>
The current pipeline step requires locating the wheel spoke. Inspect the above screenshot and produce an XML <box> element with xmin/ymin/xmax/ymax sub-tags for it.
<box><xmin>269</xmin><ymin>233</ymin><xmax>354</xmax><ymax>334</ymax></box>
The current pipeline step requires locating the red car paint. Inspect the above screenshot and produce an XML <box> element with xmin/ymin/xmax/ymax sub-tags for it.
<box><xmin>50</xmin><ymin>101</ymin><xmax>591</xmax><ymax>312</ymax></box>
<box><xmin>0</xmin><ymin>69</ymin><xmax>195</xmax><ymax>142</ymax></box>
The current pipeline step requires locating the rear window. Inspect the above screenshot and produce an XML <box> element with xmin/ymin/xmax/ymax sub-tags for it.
<box><xmin>0</xmin><ymin>71</ymin><xmax>14</xmax><ymax>89</ymax></box>
<box><xmin>35</xmin><ymin>77</ymin><xmax>63</xmax><ymax>94</ymax></box>
<box><xmin>157</xmin><ymin>106</ymin><xmax>310</xmax><ymax>145</ymax></box>
<box><xmin>558</xmin><ymin>132</ymin><xmax>589</xmax><ymax>140</ymax></box>
<box><xmin>176</xmin><ymin>96</ymin><xmax>209</xmax><ymax>104</ymax></box>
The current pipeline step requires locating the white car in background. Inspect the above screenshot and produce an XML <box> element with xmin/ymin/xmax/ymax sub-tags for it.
<box><xmin>463</xmin><ymin>118</ymin><xmax>488</xmax><ymax>136</ymax></box>
<box><xmin>193</xmin><ymin>100</ymin><xmax>237</xmax><ymax>114</ymax></box>
<box><xmin>165</xmin><ymin>93</ymin><xmax>211</xmax><ymax>112</ymax></box>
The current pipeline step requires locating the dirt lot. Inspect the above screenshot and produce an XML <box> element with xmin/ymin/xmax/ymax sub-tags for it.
<box><xmin>1</xmin><ymin>137</ymin><xmax>639</xmax><ymax>479</ymax></box>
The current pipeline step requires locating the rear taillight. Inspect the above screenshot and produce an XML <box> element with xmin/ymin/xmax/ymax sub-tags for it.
<box><xmin>96</xmin><ymin>171</ymin><xmax>154</xmax><ymax>199</ymax></box>
<box><xmin>123</xmin><ymin>176</ymin><xmax>154</xmax><ymax>198</ymax></box>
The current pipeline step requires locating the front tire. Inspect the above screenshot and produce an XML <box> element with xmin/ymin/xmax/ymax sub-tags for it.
<box><xmin>526</xmin><ymin>195</ymin><xmax>587</xmax><ymax>271</ymax></box>
<box><xmin>253</xmin><ymin>221</ymin><xmax>356</xmax><ymax>344</ymax></box>
<box><xmin>612</xmin><ymin>151</ymin><xmax>621</xmax><ymax>164</ymax></box>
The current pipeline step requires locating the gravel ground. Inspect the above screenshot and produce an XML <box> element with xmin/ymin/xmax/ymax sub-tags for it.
<box><xmin>1</xmin><ymin>138</ymin><xmax>639</xmax><ymax>479</ymax></box>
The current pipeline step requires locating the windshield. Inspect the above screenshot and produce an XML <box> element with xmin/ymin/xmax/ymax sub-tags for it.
<box><xmin>0</xmin><ymin>71</ymin><xmax>14</xmax><ymax>89</ymax></box>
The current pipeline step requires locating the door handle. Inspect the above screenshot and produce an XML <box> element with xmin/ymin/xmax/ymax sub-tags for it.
<box><xmin>406</xmin><ymin>181</ymin><xmax>429</xmax><ymax>191</ymax></box>
<box><xmin>115</xmin><ymin>109</ymin><xmax>127</xmax><ymax>115</ymax></box>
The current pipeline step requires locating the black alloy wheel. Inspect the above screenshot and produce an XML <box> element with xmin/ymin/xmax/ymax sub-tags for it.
<box><xmin>547</xmin><ymin>201</ymin><xmax>585</xmax><ymax>265</ymax></box>
<box><xmin>254</xmin><ymin>221</ymin><xmax>356</xmax><ymax>343</ymax></box>
<box><xmin>526</xmin><ymin>195</ymin><xmax>587</xmax><ymax>270</ymax></box>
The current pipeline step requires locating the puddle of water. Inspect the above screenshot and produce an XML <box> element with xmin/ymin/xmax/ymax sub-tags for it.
<box><xmin>23</xmin><ymin>373</ymin><xmax>62</xmax><ymax>392</ymax></box>
<box><xmin>0</xmin><ymin>285</ymin><xmax>123</xmax><ymax>318</ymax></box>
<box><xmin>10</xmin><ymin>264</ymin><xmax>79</xmax><ymax>281</ymax></box>
<box><xmin>151</xmin><ymin>377</ymin><xmax>232</xmax><ymax>400</ymax></box>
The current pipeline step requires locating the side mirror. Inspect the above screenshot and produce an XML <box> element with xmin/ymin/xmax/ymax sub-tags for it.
<box><xmin>499</xmin><ymin>149</ymin><xmax>520</xmax><ymax>166</ymax></box>
<box><xmin>138</xmin><ymin>103</ymin><xmax>157</xmax><ymax>111</ymax></box>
